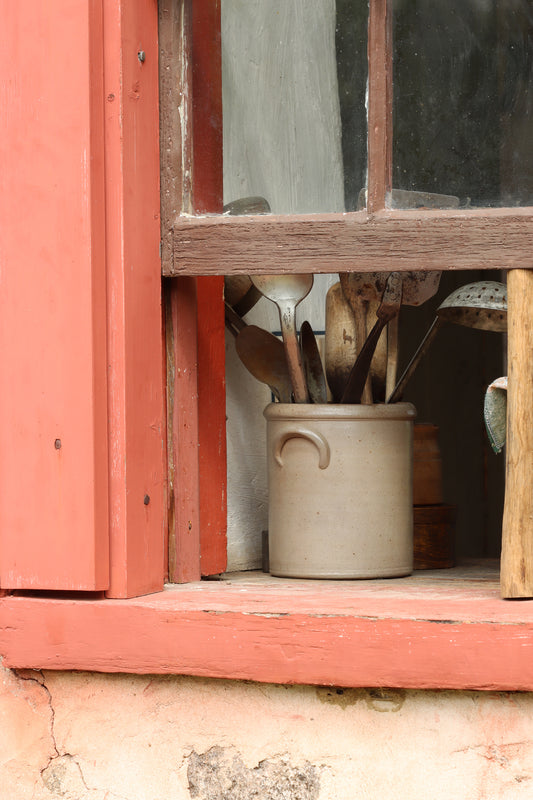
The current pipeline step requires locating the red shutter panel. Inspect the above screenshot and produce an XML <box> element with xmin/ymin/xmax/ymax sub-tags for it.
<box><xmin>0</xmin><ymin>0</ymin><xmax>109</xmax><ymax>590</ymax></box>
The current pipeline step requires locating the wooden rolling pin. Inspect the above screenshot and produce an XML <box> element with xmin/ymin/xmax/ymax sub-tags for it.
<box><xmin>500</xmin><ymin>269</ymin><xmax>533</xmax><ymax>598</ymax></box>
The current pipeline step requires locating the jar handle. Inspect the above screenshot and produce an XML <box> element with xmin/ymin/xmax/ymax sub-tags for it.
<box><xmin>273</xmin><ymin>427</ymin><xmax>330</xmax><ymax>470</ymax></box>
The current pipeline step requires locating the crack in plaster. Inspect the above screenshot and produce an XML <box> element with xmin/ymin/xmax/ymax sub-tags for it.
<box><xmin>12</xmin><ymin>669</ymin><xmax>59</xmax><ymax>763</ymax></box>
<box><xmin>9</xmin><ymin>670</ymin><xmax>115</xmax><ymax>800</ymax></box>
<box><xmin>40</xmin><ymin>751</ymin><xmax>133</xmax><ymax>800</ymax></box>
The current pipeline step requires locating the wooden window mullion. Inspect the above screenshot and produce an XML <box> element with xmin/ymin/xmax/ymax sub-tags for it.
<box><xmin>367</xmin><ymin>0</ymin><xmax>393</xmax><ymax>213</ymax></box>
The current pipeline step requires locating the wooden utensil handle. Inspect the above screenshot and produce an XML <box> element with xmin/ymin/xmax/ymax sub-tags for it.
<box><xmin>280</xmin><ymin>307</ymin><xmax>309</xmax><ymax>404</ymax></box>
<box><xmin>500</xmin><ymin>269</ymin><xmax>533</xmax><ymax>598</ymax></box>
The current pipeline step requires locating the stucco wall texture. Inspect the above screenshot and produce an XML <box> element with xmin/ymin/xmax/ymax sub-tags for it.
<box><xmin>2</xmin><ymin>664</ymin><xmax>533</xmax><ymax>799</ymax></box>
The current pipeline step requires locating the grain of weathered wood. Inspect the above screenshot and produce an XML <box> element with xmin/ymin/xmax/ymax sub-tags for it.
<box><xmin>161</xmin><ymin>0</ymin><xmax>227</xmax><ymax>579</ymax></box>
<box><xmin>166</xmin><ymin>278</ymin><xmax>202</xmax><ymax>584</ymax></box>
<box><xmin>169</xmin><ymin>208</ymin><xmax>533</xmax><ymax>276</ymax></box>
<box><xmin>367</xmin><ymin>0</ymin><xmax>392</xmax><ymax>212</ymax></box>
<box><xmin>159</xmin><ymin>0</ymin><xmax>193</xmax><ymax>274</ymax></box>
<box><xmin>3</xmin><ymin>565</ymin><xmax>533</xmax><ymax>689</ymax></box>
<box><xmin>500</xmin><ymin>269</ymin><xmax>533</xmax><ymax>598</ymax></box>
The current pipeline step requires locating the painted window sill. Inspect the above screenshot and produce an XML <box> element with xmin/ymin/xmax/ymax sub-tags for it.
<box><xmin>1</xmin><ymin>561</ymin><xmax>533</xmax><ymax>690</ymax></box>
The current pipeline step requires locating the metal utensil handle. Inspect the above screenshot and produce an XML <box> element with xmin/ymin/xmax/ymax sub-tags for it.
<box><xmin>224</xmin><ymin>302</ymin><xmax>247</xmax><ymax>337</ymax></box>
<box><xmin>341</xmin><ymin>316</ymin><xmax>387</xmax><ymax>404</ymax></box>
<box><xmin>387</xmin><ymin>317</ymin><xmax>441</xmax><ymax>403</ymax></box>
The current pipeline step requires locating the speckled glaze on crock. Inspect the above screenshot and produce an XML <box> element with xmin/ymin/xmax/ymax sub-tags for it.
<box><xmin>264</xmin><ymin>402</ymin><xmax>416</xmax><ymax>579</ymax></box>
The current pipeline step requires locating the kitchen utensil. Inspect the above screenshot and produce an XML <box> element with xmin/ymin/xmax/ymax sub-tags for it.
<box><xmin>387</xmin><ymin>280</ymin><xmax>507</xmax><ymax>403</ymax></box>
<box><xmin>341</xmin><ymin>273</ymin><xmax>403</xmax><ymax>404</ymax></box>
<box><xmin>367</xmin><ymin>297</ymin><xmax>388</xmax><ymax>401</ymax></box>
<box><xmin>223</xmin><ymin>196</ymin><xmax>271</xmax><ymax>318</ymax></box>
<box><xmin>386</xmin><ymin>270</ymin><xmax>445</xmax><ymax>396</ymax></box>
<box><xmin>324</xmin><ymin>283</ymin><xmax>387</xmax><ymax>402</ymax></box>
<box><xmin>339</xmin><ymin>272</ymin><xmax>386</xmax><ymax>403</ymax></box>
<box><xmin>235</xmin><ymin>324</ymin><xmax>293</xmax><ymax>403</ymax></box>
<box><xmin>339</xmin><ymin>271</ymin><xmax>445</xmax><ymax>400</ymax></box>
<box><xmin>354</xmin><ymin>188</ymin><xmax>459</xmax><ymax>398</ymax></box>
<box><xmin>251</xmin><ymin>274</ymin><xmax>313</xmax><ymax>403</ymax></box>
<box><xmin>324</xmin><ymin>282</ymin><xmax>356</xmax><ymax>402</ymax></box>
<box><xmin>224</xmin><ymin>275</ymin><xmax>253</xmax><ymax>308</ymax></box>
<box><xmin>224</xmin><ymin>276</ymin><xmax>263</xmax><ymax>317</ymax></box>
<box><xmin>224</xmin><ymin>301</ymin><xmax>247</xmax><ymax>337</ymax></box>
<box><xmin>300</xmin><ymin>321</ymin><xmax>327</xmax><ymax>404</ymax></box>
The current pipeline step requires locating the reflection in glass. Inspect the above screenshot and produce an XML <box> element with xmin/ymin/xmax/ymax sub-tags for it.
<box><xmin>221</xmin><ymin>0</ymin><xmax>368</xmax><ymax>214</ymax></box>
<box><xmin>393</xmin><ymin>0</ymin><xmax>533</xmax><ymax>208</ymax></box>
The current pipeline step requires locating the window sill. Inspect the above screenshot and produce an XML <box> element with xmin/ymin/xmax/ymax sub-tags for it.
<box><xmin>1</xmin><ymin>561</ymin><xmax>533</xmax><ymax>690</ymax></box>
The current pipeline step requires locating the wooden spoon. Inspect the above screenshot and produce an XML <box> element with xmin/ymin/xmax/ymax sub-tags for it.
<box><xmin>339</xmin><ymin>271</ymin><xmax>390</xmax><ymax>403</ymax></box>
<box><xmin>341</xmin><ymin>273</ymin><xmax>403</xmax><ymax>404</ymax></box>
<box><xmin>325</xmin><ymin>282</ymin><xmax>356</xmax><ymax>402</ymax></box>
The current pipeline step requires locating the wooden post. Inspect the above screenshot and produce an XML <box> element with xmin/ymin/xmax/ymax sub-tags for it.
<box><xmin>500</xmin><ymin>269</ymin><xmax>533</xmax><ymax>598</ymax></box>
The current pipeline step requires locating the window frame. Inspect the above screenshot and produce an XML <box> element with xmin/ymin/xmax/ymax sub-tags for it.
<box><xmin>162</xmin><ymin>0</ymin><xmax>533</xmax><ymax>598</ymax></box>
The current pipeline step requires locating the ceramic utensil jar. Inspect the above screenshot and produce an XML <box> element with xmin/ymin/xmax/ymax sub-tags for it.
<box><xmin>264</xmin><ymin>402</ymin><xmax>416</xmax><ymax>579</ymax></box>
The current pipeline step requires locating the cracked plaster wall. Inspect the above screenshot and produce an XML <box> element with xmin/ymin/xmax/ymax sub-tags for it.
<box><xmin>2</xmin><ymin>664</ymin><xmax>533</xmax><ymax>799</ymax></box>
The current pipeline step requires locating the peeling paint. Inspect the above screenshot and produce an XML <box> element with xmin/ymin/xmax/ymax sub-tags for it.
<box><xmin>41</xmin><ymin>754</ymin><xmax>88</xmax><ymax>795</ymax></box>
<box><xmin>187</xmin><ymin>746</ymin><xmax>321</xmax><ymax>800</ymax></box>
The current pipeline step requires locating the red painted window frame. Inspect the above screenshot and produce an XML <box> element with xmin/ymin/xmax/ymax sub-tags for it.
<box><xmin>162</xmin><ymin>0</ymin><xmax>227</xmax><ymax>582</ymax></box>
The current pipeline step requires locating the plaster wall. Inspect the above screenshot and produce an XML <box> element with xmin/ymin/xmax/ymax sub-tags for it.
<box><xmin>2</xmin><ymin>663</ymin><xmax>533</xmax><ymax>799</ymax></box>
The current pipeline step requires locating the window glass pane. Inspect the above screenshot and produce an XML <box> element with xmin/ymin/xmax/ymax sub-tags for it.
<box><xmin>393</xmin><ymin>0</ymin><xmax>533</xmax><ymax>208</ymax></box>
<box><xmin>221</xmin><ymin>0</ymin><xmax>368</xmax><ymax>214</ymax></box>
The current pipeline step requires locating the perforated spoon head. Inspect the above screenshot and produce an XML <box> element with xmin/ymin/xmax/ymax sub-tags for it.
<box><xmin>437</xmin><ymin>281</ymin><xmax>507</xmax><ymax>332</ymax></box>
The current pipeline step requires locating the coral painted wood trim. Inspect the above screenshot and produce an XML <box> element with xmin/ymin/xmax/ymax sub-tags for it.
<box><xmin>0</xmin><ymin>0</ymin><xmax>109</xmax><ymax>590</ymax></box>
<box><xmin>169</xmin><ymin>207</ymin><xmax>533</xmax><ymax>276</ymax></box>
<box><xmin>191</xmin><ymin>0</ymin><xmax>227</xmax><ymax>575</ymax></box>
<box><xmin>196</xmin><ymin>278</ymin><xmax>227</xmax><ymax>575</ymax></box>
<box><xmin>2</xmin><ymin>567</ymin><xmax>533</xmax><ymax>690</ymax></box>
<box><xmin>103</xmin><ymin>0</ymin><xmax>166</xmax><ymax>598</ymax></box>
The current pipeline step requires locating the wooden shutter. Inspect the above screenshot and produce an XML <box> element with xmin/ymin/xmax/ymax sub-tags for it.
<box><xmin>0</xmin><ymin>0</ymin><xmax>108</xmax><ymax>590</ymax></box>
